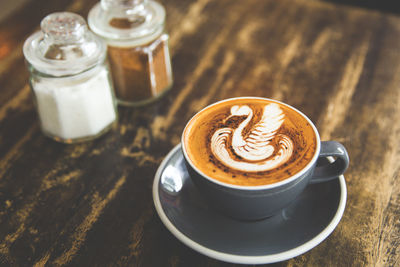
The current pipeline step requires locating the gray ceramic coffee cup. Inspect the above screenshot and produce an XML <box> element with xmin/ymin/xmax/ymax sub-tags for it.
<box><xmin>181</xmin><ymin>98</ymin><xmax>349</xmax><ymax>221</ymax></box>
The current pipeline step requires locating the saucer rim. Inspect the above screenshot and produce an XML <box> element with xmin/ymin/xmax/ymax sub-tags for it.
<box><xmin>152</xmin><ymin>144</ymin><xmax>347</xmax><ymax>265</ymax></box>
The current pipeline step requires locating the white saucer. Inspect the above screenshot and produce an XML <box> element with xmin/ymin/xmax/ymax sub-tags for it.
<box><xmin>152</xmin><ymin>144</ymin><xmax>347</xmax><ymax>264</ymax></box>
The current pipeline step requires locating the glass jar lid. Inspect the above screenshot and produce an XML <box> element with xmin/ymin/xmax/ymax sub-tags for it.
<box><xmin>88</xmin><ymin>0</ymin><xmax>165</xmax><ymax>46</ymax></box>
<box><xmin>23</xmin><ymin>12</ymin><xmax>106</xmax><ymax>76</ymax></box>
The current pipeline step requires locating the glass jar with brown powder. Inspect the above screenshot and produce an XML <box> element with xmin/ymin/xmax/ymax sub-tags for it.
<box><xmin>88</xmin><ymin>0</ymin><xmax>173</xmax><ymax>106</ymax></box>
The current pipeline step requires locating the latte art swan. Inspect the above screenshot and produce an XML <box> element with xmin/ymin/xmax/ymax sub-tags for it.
<box><xmin>210</xmin><ymin>104</ymin><xmax>293</xmax><ymax>172</ymax></box>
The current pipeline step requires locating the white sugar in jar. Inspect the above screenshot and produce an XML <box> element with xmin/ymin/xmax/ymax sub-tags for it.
<box><xmin>23</xmin><ymin>12</ymin><xmax>117</xmax><ymax>143</ymax></box>
<box><xmin>32</xmin><ymin>67</ymin><xmax>116</xmax><ymax>141</ymax></box>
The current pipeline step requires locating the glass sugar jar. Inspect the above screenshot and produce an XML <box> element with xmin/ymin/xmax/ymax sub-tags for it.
<box><xmin>88</xmin><ymin>0</ymin><xmax>173</xmax><ymax>106</ymax></box>
<box><xmin>23</xmin><ymin>12</ymin><xmax>118</xmax><ymax>143</ymax></box>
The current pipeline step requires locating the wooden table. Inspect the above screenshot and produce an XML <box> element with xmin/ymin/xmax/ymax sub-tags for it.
<box><xmin>1</xmin><ymin>0</ymin><xmax>400</xmax><ymax>266</ymax></box>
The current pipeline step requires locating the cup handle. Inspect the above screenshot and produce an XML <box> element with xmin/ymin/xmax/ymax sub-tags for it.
<box><xmin>309</xmin><ymin>141</ymin><xmax>349</xmax><ymax>184</ymax></box>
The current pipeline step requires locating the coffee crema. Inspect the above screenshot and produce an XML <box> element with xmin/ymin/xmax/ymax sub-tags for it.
<box><xmin>183</xmin><ymin>98</ymin><xmax>317</xmax><ymax>186</ymax></box>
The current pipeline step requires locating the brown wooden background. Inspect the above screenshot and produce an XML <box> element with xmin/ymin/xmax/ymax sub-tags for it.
<box><xmin>1</xmin><ymin>0</ymin><xmax>400</xmax><ymax>266</ymax></box>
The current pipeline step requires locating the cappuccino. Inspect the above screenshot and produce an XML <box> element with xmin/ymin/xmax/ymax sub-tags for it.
<box><xmin>183</xmin><ymin>98</ymin><xmax>317</xmax><ymax>186</ymax></box>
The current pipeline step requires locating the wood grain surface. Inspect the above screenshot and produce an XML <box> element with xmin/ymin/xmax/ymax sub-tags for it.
<box><xmin>1</xmin><ymin>0</ymin><xmax>400</xmax><ymax>266</ymax></box>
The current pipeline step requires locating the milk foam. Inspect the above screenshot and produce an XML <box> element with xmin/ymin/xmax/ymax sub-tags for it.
<box><xmin>183</xmin><ymin>97</ymin><xmax>317</xmax><ymax>186</ymax></box>
<box><xmin>210</xmin><ymin>104</ymin><xmax>293</xmax><ymax>172</ymax></box>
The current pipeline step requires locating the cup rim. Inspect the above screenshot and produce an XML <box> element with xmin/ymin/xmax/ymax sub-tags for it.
<box><xmin>181</xmin><ymin>96</ymin><xmax>321</xmax><ymax>191</ymax></box>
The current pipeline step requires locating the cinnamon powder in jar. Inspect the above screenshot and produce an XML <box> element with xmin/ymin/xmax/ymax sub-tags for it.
<box><xmin>107</xmin><ymin>33</ymin><xmax>172</xmax><ymax>105</ymax></box>
<box><xmin>88</xmin><ymin>0</ymin><xmax>173</xmax><ymax>106</ymax></box>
